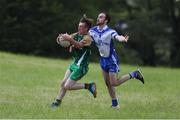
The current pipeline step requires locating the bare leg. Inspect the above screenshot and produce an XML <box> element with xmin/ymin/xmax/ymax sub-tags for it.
<box><xmin>64</xmin><ymin>78</ymin><xmax>85</xmax><ymax>90</ymax></box>
<box><xmin>56</xmin><ymin>69</ymin><xmax>71</xmax><ymax>100</ymax></box>
<box><xmin>109</xmin><ymin>72</ymin><xmax>131</xmax><ymax>87</ymax></box>
<box><xmin>102</xmin><ymin>70</ymin><xmax>117</xmax><ymax>99</ymax></box>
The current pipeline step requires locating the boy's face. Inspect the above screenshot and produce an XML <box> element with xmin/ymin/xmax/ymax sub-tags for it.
<box><xmin>78</xmin><ymin>22</ymin><xmax>88</xmax><ymax>34</ymax></box>
<box><xmin>97</xmin><ymin>13</ymin><xmax>106</xmax><ymax>25</ymax></box>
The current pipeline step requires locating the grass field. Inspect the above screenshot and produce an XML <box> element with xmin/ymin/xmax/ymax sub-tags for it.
<box><xmin>0</xmin><ymin>51</ymin><xmax>180</xmax><ymax>119</ymax></box>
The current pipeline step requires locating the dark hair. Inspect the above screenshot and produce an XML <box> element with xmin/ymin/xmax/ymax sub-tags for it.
<box><xmin>102</xmin><ymin>12</ymin><xmax>111</xmax><ymax>24</ymax></box>
<box><xmin>80</xmin><ymin>14</ymin><xmax>93</xmax><ymax>30</ymax></box>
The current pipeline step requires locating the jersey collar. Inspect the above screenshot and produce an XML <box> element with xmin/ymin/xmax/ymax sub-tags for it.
<box><xmin>97</xmin><ymin>25</ymin><xmax>108</xmax><ymax>32</ymax></box>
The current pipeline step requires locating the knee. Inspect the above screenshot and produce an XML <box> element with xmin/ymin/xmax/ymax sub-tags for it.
<box><xmin>110</xmin><ymin>81</ymin><xmax>117</xmax><ymax>86</ymax></box>
<box><xmin>105</xmin><ymin>80</ymin><xmax>117</xmax><ymax>88</ymax></box>
<box><xmin>64</xmin><ymin>83</ymin><xmax>71</xmax><ymax>90</ymax></box>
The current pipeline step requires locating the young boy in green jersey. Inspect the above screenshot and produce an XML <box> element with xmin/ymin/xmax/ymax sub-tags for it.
<box><xmin>51</xmin><ymin>15</ymin><xmax>96</xmax><ymax>108</ymax></box>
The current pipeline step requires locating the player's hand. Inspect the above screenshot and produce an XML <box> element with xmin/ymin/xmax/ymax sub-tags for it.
<box><xmin>124</xmin><ymin>35</ymin><xmax>129</xmax><ymax>42</ymax></box>
<box><xmin>62</xmin><ymin>33</ymin><xmax>72</xmax><ymax>41</ymax></box>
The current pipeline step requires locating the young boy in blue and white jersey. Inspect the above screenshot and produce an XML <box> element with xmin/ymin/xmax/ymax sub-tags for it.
<box><xmin>89</xmin><ymin>12</ymin><xmax>144</xmax><ymax>108</ymax></box>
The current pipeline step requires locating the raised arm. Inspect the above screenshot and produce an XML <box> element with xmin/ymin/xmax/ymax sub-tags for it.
<box><xmin>115</xmin><ymin>35</ymin><xmax>129</xmax><ymax>43</ymax></box>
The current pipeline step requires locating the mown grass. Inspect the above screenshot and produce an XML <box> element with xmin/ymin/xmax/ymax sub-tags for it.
<box><xmin>0</xmin><ymin>51</ymin><xmax>180</xmax><ymax>119</ymax></box>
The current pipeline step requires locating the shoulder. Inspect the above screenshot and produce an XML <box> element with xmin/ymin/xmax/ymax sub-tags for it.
<box><xmin>89</xmin><ymin>26</ymin><xmax>98</xmax><ymax>32</ymax></box>
<box><xmin>89</xmin><ymin>26</ymin><xmax>98</xmax><ymax>37</ymax></box>
<box><xmin>83</xmin><ymin>34</ymin><xmax>92</xmax><ymax>41</ymax></box>
<box><xmin>106</xmin><ymin>27</ymin><xmax>117</xmax><ymax>33</ymax></box>
<box><xmin>90</xmin><ymin>26</ymin><xmax>98</xmax><ymax>30</ymax></box>
<box><xmin>107</xmin><ymin>28</ymin><xmax>118</xmax><ymax>36</ymax></box>
<box><xmin>81</xmin><ymin>34</ymin><xmax>92</xmax><ymax>46</ymax></box>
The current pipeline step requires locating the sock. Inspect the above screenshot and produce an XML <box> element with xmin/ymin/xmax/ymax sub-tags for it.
<box><xmin>56</xmin><ymin>99</ymin><xmax>61</xmax><ymax>104</ymax></box>
<box><xmin>112</xmin><ymin>99</ymin><xmax>118</xmax><ymax>107</ymax></box>
<box><xmin>84</xmin><ymin>83</ymin><xmax>89</xmax><ymax>89</ymax></box>
<box><xmin>129</xmin><ymin>71</ymin><xmax>137</xmax><ymax>79</ymax></box>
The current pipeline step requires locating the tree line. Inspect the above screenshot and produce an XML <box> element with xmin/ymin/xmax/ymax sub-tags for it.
<box><xmin>0</xmin><ymin>0</ymin><xmax>179</xmax><ymax>67</ymax></box>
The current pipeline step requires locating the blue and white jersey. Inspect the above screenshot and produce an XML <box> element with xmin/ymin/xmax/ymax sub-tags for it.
<box><xmin>89</xmin><ymin>25</ymin><xmax>118</xmax><ymax>58</ymax></box>
<box><xmin>89</xmin><ymin>25</ymin><xmax>120</xmax><ymax>72</ymax></box>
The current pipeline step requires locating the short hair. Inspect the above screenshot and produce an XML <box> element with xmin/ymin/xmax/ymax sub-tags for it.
<box><xmin>102</xmin><ymin>12</ymin><xmax>111</xmax><ymax>24</ymax></box>
<box><xmin>80</xmin><ymin>14</ymin><xmax>93</xmax><ymax>29</ymax></box>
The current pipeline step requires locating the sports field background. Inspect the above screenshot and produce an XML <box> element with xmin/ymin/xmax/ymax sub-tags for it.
<box><xmin>0</xmin><ymin>52</ymin><xmax>180</xmax><ymax>119</ymax></box>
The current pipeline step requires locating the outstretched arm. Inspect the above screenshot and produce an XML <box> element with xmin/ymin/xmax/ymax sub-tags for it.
<box><xmin>115</xmin><ymin>35</ymin><xmax>129</xmax><ymax>43</ymax></box>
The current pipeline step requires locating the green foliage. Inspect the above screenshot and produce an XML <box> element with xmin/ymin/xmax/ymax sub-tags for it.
<box><xmin>0</xmin><ymin>0</ymin><xmax>179</xmax><ymax>66</ymax></box>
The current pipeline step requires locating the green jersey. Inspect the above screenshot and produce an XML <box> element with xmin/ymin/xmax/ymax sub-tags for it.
<box><xmin>71</xmin><ymin>33</ymin><xmax>92</xmax><ymax>66</ymax></box>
